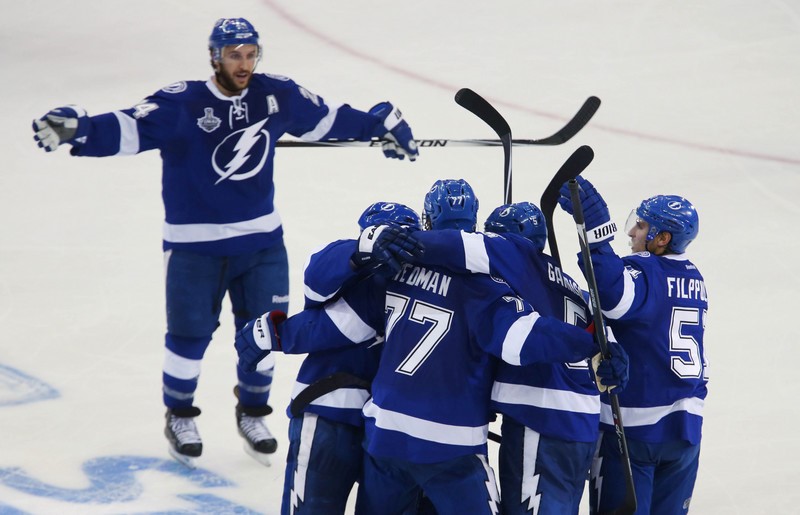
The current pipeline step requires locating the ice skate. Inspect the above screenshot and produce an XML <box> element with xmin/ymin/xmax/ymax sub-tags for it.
<box><xmin>236</xmin><ymin>404</ymin><xmax>277</xmax><ymax>466</ymax></box>
<box><xmin>165</xmin><ymin>407</ymin><xmax>202</xmax><ymax>468</ymax></box>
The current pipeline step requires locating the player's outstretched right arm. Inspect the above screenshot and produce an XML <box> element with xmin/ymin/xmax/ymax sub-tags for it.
<box><xmin>32</xmin><ymin>106</ymin><xmax>90</xmax><ymax>152</ymax></box>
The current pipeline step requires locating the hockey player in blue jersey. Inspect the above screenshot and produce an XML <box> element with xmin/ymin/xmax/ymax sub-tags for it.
<box><xmin>559</xmin><ymin>176</ymin><xmax>707</xmax><ymax>515</ymax></box>
<box><xmin>404</xmin><ymin>201</ymin><xmax>628</xmax><ymax>515</ymax></box>
<box><xmin>282</xmin><ymin>202</ymin><xmax>424</xmax><ymax>515</ymax></box>
<box><xmin>31</xmin><ymin>17</ymin><xmax>419</xmax><ymax>468</ymax></box>
<box><xmin>236</xmin><ymin>179</ymin><xmax>628</xmax><ymax>514</ymax></box>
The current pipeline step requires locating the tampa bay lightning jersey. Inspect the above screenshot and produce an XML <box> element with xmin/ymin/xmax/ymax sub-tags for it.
<box><xmin>365</xmin><ymin>261</ymin><xmax>599</xmax><ymax>464</ymax></box>
<box><xmin>277</xmin><ymin>257</ymin><xmax>598</xmax><ymax>463</ymax></box>
<box><xmin>286</xmin><ymin>239</ymin><xmax>382</xmax><ymax>426</ymax></box>
<box><xmin>587</xmin><ymin>248</ymin><xmax>709</xmax><ymax>444</ymax></box>
<box><xmin>70</xmin><ymin>75</ymin><xmax>384</xmax><ymax>256</ymax></box>
<box><xmin>412</xmin><ymin>230</ymin><xmax>600</xmax><ymax>443</ymax></box>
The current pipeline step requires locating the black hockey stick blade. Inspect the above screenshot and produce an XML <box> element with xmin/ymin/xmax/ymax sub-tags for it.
<box><xmin>539</xmin><ymin>145</ymin><xmax>595</xmax><ymax>266</ymax></box>
<box><xmin>289</xmin><ymin>372</ymin><xmax>371</xmax><ymax>418</ymax></box>
<box><xmin>530</xmin><ymin>96</ymin><xmax>601</xmax><ymax>146</ymax></box>
<box><xmin>454</xmin><ymin>88</ymin><xmax>514</xmax><ymax>204</ymax></box>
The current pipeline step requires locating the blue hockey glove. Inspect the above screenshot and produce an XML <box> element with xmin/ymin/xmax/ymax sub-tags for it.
<box><xmin>558</xmin><ymin>175</ymin><xmax>617</xmax><ymax>249</ymax></box>
<box><xmin>369</xmin><ymin>102</ymin><xmax>419</xmax><ymax>161</ymax></box>
<box><xmin>235</xmin><ymin>310</ymin><xmax>287</xmax><ymax>373</ymax></box>
<box><xmin>590</xmin><ymin>337</ymin><xmax>629</xmax><ymax>393</ymax></box>
<box><xmin>32</xmin><ymin>106</ymin><xmax>90</xmax><ymax>152</ymax></box>
<box><xmin>351</xmin><ymin>224</ymin><xmax>425</xmax><ymax>277</ymax></box>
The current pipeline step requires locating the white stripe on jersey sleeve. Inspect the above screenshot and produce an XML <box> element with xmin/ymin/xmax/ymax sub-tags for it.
<box><xmin>602</xmin><ymin>267</ymin><xmax>636</xmax><ymax>319</ymax></box>
<box><xmin>491</xmin><ymin>381</ymin><xmax>600</xmax><ymax>414</ymax></box>
<box><xmin>299</xmin><ymin>102</ymin><xmax>343</xmax><ymax>141</ymax></box>
<box><xmin>500</xmin><ymin>312</ymin><xmax>541</xmax><ymax>366</ymax></box>
<box><xmin>600</xmin><ymin>396</ymin><xmax>705</xmax><ymax>427</ymax></box>
<box><xmin>324</xmin><ymin>297</ymin><xmax>377</xmax><ymax>343</ymax></box>
<box><xmin>363</xmin><ymin>400</ymin><xmax>489</xmax><ymax>446</ymax></box>
<box><xmin>461</xmin><ymin>231</ymin><xmax>491</xmax><ymax>273</ymax></box>
<box><xmin>112</xmin><ymin>111</ymin><xmax>140</xmax><ymax>155</ymax></box>
<box><xmin>291</xmin><ymin>381</ymin><xmax>370</xmax><ymax>410</ymax></box>
<box><xmin>162</xmin><ymin>211</ymin><xmax>282</xmax><ymax>243</ymax></box>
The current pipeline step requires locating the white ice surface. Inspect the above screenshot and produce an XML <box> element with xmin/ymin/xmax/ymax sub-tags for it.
<box><xmin>1</xmin><ymin>0</ymin><xmax>799</xmax><ymax>513</ymax></box>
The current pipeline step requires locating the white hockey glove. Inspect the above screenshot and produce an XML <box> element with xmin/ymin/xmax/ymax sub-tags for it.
<box><xmin>32</xmin><ymin>106</ymin><xmax>90</xmax><ymax>152</ymax></box>
<box><xmin>369</xmin><ymin>102</ymin><xmax>419</xmax><ymax>161</ymax></box>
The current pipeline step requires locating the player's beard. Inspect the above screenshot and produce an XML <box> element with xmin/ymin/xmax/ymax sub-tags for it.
<box><xmin>215</xmin><ymin>68</ymin><xmax>251</xmax><ymax>95</ymax></box>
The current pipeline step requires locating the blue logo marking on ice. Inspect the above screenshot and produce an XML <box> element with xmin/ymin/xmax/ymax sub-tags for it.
<box><xmin>0</xmin><ymin>365</ymin><xmax>59</xmax><ymax>407</ymax></box>
<box><xmin>0</xmin><ymin>455</ymin><xmax>261</xmax><ymax>513</ymax></box>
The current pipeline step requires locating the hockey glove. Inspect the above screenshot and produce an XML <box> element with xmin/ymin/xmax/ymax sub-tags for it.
<box><xmin>590</xmin><ymin>338</ymin><xmax>629</xmax><ymax>393</ymax></box>
<box><xmin>351</xmin><ymin>224</ymin><xmax>425</xmax><ymax>277</ymax></box>
<box><xmin>369</xmin><ymin>102</ymin><xmax>419</xmax><ymax>161</ymax></box>
<box><xmin>235</xmin><ymin>310</ymin><xmax>287</xmax><ymax>373</ymax></box>
<box><xmin>32</xmin><ymin>106</ymin><xmax>90</xmax><ymax>152</ymax></box>
<box><xmin>558</xmin><ymin>175</ymin><xmax>616</xmax><ymax>249</ymax></box>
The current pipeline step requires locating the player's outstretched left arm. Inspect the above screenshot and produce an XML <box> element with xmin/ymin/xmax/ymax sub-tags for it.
<box><xmin>32</xmin><ymin>106</ymin><xmax>90</xmax><ymax>152</ymax></box>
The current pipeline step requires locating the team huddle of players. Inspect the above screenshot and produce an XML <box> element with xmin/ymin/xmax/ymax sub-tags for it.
<box><xmin>32</xmin><ymin>15</ymin><xmax>708</xmax><ymax>515</ymax></box>
<box><xmin>236</xmin><ymin>176</ymin><xmax>707</xmax><ymax>515</ymax></box>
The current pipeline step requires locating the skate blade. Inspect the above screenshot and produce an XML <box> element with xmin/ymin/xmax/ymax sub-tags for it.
<box><xmin>243</xmin><ymin>442</ymin><xmax>272</xmax><ymax>467</ymax></box>
<box><xmin>168</xmin><ymin>445</ymin><xmax>198</xmax><ymax>469</ymax></box>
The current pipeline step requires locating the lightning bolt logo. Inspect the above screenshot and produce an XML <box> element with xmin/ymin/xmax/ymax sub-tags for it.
<box><xmin>289</xmin><ymin>414</ymin><xmax>318</xmax><ymax>514</ymax></box>
<box><xmin>521</xmin><ymin>429</ymin><xmax>542</xmax><ymax>514</ymax></box>
<box><xmin>591</xmin><ymin>449</ymin><xmax>604</xmax><ymax>512</ymax></box>
<box><xmin>477</xmin><ymin>454</ymin><xmax>500</xmax><ymax>515</ymax></box>
<box><xmin>212</xmin><ymin>118</ymin><xmax>270</xmax><ymax>184</ymax></box>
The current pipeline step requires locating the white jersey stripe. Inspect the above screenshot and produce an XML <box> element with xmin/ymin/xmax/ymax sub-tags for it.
<box><xmin>363</xmin><ymin>400</ymin><xmax>488</xmax><ymax>446</ymax></box>
<box><xmin>600</xmin><ymin>396</ymin><xmax>704</xmax><ymax>427</ymax></box>
<box><xmin>163</xmin><ymin>210</ymin><xmax>282</xmax><ymax>243</ymax></box>
<box><xmin>300</xmin><ymin>102</ymin><xmax>342</xmax><ymax>141</ymax></box>
<box><xmin>113</xmin><ymin>111</ymin><xmax>140</xmax><ymax>155</ymax></box>
<box><xmin>501</xmin><ymin>312</ymin><xmax>540</xmax><ymax>366</ymax></box>
<box><xmin>603</xmin><ymin>267</ymin><xmax>635</xmax><ymax>319</ymax></box>
<box><xmin>462</xmin><ymin>231</ymin><xmax>491</xmax><ymax>273</ymax></box>
<box><xmin>324</xmin><ymin>297</ymin><xmax>377</xmax><ymax>343</ymax></box>
<box><xmin>491</xmin><ymin>381</ymin><xmax>601</xmax><ymax>414</ymax></box>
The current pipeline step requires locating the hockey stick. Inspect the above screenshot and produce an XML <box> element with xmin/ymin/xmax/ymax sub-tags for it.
<box><xmin>567</xmin><ymin>178</ymin><xmax>637</xmax><ymax>515</ymax></box>
<box><xmin>539</xmin><ymin>145</ymin><xmax>595</xmax><ymax>266</ymax></box>
<box><xmin>453</xmin><ymin>88</ymin><xmax>514</xmax><ymax>204</ymax></box>
<box><xmin>274</xmin><ymin>97</ymin><xmax>601</xmax><ymax>152</ymax></box>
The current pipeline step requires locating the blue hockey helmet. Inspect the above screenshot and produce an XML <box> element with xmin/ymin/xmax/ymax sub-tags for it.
<box><xmin>209</xmin><ymin>18</ymin><xmax>261</xmax><ymax>62</ymax></box>
<box><xmin>484</xmin><ymin>202</ymin><xmax>547</xmax><ymax>252</ymax></box>
<box><xmin>422</xmin><ymin>179</ymin><xmax>479</xmax><ymax>231</ymax></box>
<box><xmin>358</xmin><ymin>202</ymin><xmax>422</xmax><ymax>231</ymax></box>
<box><xmin>632</xmin><ymin>195</ymin><xmax>699</xmax><ymax>254</ymax></box>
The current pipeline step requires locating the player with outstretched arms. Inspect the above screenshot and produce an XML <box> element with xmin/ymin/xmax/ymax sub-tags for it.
<box><xmin>236</xmin><ymin>179</ymin><xmax>629</xmax><ymax>514</ymax></box>
<box><xmin>407</xmin><ymin>201</ymin><xmax>628</xmax><ymax>514</ymax></box>
<box><xmin>558</xmin><ymin>176</ymin><xmax>707</xmax><ymax>515</ymax></box>
<box><xmin>31</xmin><ymin>17</ymin><xmax>419</xmax><ymax>468</ymax></box>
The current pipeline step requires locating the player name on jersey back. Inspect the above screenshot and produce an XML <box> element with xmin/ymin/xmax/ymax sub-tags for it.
<box><xmin>391</xmin><ymin>264</ymin><xmax>452</xmax><ymax>297</ymax></box>
<box><xmin>667</xmin><ymin>276</ymin><xmax>707</xmax><ymax>301</ymax></box>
